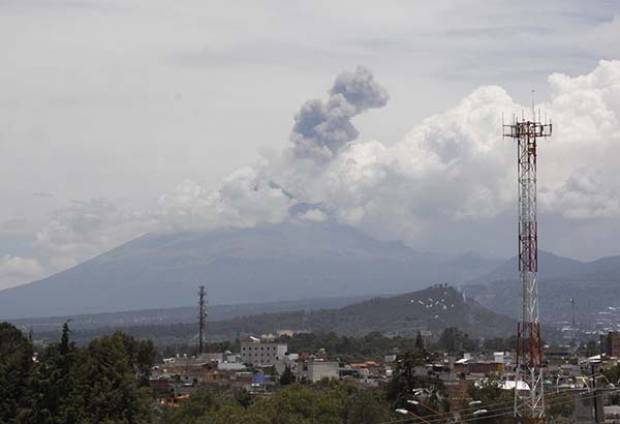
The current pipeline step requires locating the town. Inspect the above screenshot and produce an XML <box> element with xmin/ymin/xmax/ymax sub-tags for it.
<box><xmin>144</xmin><ymin>314</ymin><xmax>620</xmax><ymax>423</ymax></box>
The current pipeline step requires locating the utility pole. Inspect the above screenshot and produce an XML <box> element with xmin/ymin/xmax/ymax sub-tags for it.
<box><xmin>198</xmin><ymin>285</ymin><xmax>207</xmax><ymax>355</ymax></box>
<box><xmin>503</xmin><ymin>100</ymin><xmax>552</xmax><ymax>422</ymax></box>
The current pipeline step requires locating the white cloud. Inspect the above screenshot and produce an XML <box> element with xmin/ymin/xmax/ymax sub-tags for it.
<box><xmin>5</xmin><ymin>59</ymin><xmax>620</xmax><ymax>288</ymax></box>
<box><xmin>34</xmin><ymin>199</ymin><xmax>158</xmax><ymax>270</ymax></box>
<box><xmin>0</xmin><ymin>255</ymin><xmax>45</xmax><ymax>290</ymax></box>
<box><xmin>157</xmin><ymin>168</ymin><xmax>294</xmax><ymax>231</ymax></box>
<box><xmin>541</xmin><ymin>169</ymin><xmax>620</xmax><ymax>219</ymax></box>
<box><xmin>0</xmin><ymin>0</ymin><xmax>619</xmax><ymax>292</ymax></box>
<box><xmin>298</xmin><ymin>208</ymin><xmax>327</xmax><ymax>223</ymax></box>
<box><xmin>145</xmin><ymin>60</ymin><xmax>620</xmax><ymax>252</ymax></box>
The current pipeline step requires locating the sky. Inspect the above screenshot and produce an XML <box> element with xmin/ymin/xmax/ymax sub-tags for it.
<box><xmin>1</xmin><ymin>0</ymin><xmax>620</xmax><ymax>290</ymax></box>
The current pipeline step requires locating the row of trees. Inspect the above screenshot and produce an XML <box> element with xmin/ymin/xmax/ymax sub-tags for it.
<box><xmin>162</xmin><ymin>382</ymin><xmax>397</xmax><ymax>424</ymax></box>
<box><xmin>276</xmin><ymin>328</ymin><xmax>515</xmax><ymax>362</ymax></box>
<box><xmin>0</xmin><ymin>322</ymin><xmax>156</xmax><ymax>424</ymax></box>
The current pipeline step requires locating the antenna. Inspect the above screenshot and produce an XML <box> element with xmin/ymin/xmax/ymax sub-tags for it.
<box><xmin>503</xmin><ymin>100</ymin><xmax>552</xmax><ymax>420</ymax></box>
<box><xmin>198</xmin><ymin>285</ymin><xmax>207</xmax><ymax>355</ymax></box>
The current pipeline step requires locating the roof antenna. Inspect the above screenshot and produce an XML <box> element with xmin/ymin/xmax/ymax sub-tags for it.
<box><xmin>531</xmin><ymin>89</ymin><xmax>536</xmax><ymax>122</ymax></box>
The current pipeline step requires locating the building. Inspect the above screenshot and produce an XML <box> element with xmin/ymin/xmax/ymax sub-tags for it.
<box><xmin>601</xmin><ymin>332</ymin><xmax>620</xmax><ymax>357</ymax></box>
<box><xmin>454</xmin><ymin>358</ymin><xmax>504</xmax><ymax>375</ymax></box>
<box><xmin>240</xmin><ymin>337</ymin><xmax>287</xmax><ymax>366</ymax></box>
<box><xmin>307</xmin><ymin>360</ymin><xmax>339</xmax><ymax>383</ymax></box>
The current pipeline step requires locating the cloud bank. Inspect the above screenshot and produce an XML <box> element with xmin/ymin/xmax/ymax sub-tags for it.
<box><xmin>5</xmin><ymin>59</ymin><xmax>620</xmax><ymax>288</ymax></box>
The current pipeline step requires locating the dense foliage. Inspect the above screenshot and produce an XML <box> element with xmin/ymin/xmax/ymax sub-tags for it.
<box><xmin>0</xmin><ymin>322</ymin><xmax>33</xmax><ymax>422</ymax></box>
<box><xmin>0</xmin><ymin>322</ymin><xmax>155</xmax><ymax>424</ymax></box>
<box><xmin>463</xmin><ymin>377</ymin><xmax>514</xmax><ymax>423</ymax></box>
<box><xmin>161</xmin><ymin>382</ymin><xmax>397</xmax><ymax>424</ymax></box>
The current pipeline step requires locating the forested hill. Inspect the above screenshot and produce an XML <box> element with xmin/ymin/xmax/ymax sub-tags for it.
<box><xmin>37</xmin><ymin>285</ymin><xmax>515</xmax><ymax>345</ymax></box>
<box><xmin>206</xmin><ymin>285</ymin><xmax>514</xmax><ymax>339</ymax></box>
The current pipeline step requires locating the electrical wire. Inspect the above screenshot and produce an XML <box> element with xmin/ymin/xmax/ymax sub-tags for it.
<box><xmin>376</xmin><ymin>388</ymin><xmax>620</xmax><ymax>424</ymax></box>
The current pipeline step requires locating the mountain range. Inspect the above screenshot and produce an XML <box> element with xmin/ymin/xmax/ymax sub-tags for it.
<box><xmin>464</xmin><ymin>251</ymin><xmax>620</xmax><ymax>324</ymax></box>
<box><xmin>3</xmin><ymin>219</ymin><xmax>620</xmax><ymax>325</ymax></box>
<box><xmin>0</xmin><ymin>221</ymin><xmax>501</xmax><ymax>319</ymax></box>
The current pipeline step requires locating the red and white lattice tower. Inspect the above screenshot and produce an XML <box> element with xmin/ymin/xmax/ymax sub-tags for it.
<box><xmin>503</xmin><ymin>107</ymin><xmax>552</xmax><ymax>422</ymax></box>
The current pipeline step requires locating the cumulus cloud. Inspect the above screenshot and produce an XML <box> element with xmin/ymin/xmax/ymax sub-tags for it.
<box><xmin>157</xmin><ymin>169</ymin><xmax>294</xmax><ymax>231</ymax></box>
<box><xmin>30</xmin><ymin>171</ymin><xmax>295</xmax><ymax>272</ymax></box>
<box><xmin>297</xmin><ymin>208</ymin><xmax>328</xmax><ymax>223</ymax></box>
<box><xmin>16</xmin><ymin>60</ymin><xmax>620</xmax><ymax>283</ymax></box>
<box><xmin>149</xmin><ymin>61</ymin><xmax>620</xmax><ymax>249</ymax></box>
<box><xmin>34</xmin><ymin>199</ymin><xmax>158</xmax><ymax>270</ymax></box>
<box><xmin>541</xmin><ymin>169</ymin><xmax>620</xmax><ymax>219</ymax></box>
<box><xmin>0</xmin><ymin>255</ymin><xmax>45</xmax><ymax>290</ymax></box>
<box><xmin>271</xmin><ymin>60</ymin><xmax>620</xmax><ymax>245</ymax></box>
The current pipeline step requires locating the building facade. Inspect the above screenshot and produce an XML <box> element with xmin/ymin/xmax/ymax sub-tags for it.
<box><xmin>602</xmin><ymin>332</ymin><xmax>620</xmax><ymax>357</ymax></box>
<box><xmin>307</xmin><ymin>361</ymin><xmax>339</xmax><ymax>383</ymax></box>
<box><xmin>240</xmin><ymin>338</ymin><xmax>287</xmax><ymax>366</ymax></box>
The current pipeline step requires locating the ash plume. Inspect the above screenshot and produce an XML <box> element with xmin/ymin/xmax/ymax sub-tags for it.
<box><xmin>290</xmin><ymin>66</ymin><xmax>388</xmax><ymax>160</ymax></box>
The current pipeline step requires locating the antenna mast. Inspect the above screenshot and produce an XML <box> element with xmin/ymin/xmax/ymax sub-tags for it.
<box><xmin>503</xmin><ymin>100</ymin><xmax>552</xmax><ymax>421</ymax></box>
<box><xmin>198</xmin><ymin>285</ymin><xmax>207</xmax><ymax>355</ymax></box>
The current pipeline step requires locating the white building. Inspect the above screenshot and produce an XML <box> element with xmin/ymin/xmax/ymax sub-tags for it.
<box><xmin>240</xmin><ymin>337</ymin><xmax>287</xmax><ymax>366</ymax></box>
<box><xmin>307</xmin><ymin>360</ymin><xmax>339</xmax><ymax>383</ymax></box>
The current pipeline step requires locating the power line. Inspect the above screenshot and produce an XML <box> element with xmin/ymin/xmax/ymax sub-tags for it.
<box><xmin>377</xmin><ymin>388</ymin><xmax>617</xmax><ymax>424</ymax></box>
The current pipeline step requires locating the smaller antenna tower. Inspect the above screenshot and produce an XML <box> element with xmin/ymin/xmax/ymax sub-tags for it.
<box><xmin>570</xmin><ymin>298</ymin><xmax>576</xmax><ymax>328</ymax></box>
<box><xmin>198</xmin><ymin>285</ymin><xmax>207</xmax><ymax>355</ymax></box>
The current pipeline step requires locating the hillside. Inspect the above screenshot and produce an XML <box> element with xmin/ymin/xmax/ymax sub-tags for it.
<box><xmin>34</xmin><ymin>285</ymin><xmax>516</xmax><ymax>345</ymax></box>
<box><xmin>0</xmin><ymin>221</ymin><xmax>502</xmax><ymax>319</ymax></box>
<box><xmin>464</xmin><ymin>252</ymin><xmax>620</xmax><ymax>323</ymax></box>
<box><xmin>10</xmin><ymin>295</ymin><xmax>371</xmax><ymax>333</ymax></box>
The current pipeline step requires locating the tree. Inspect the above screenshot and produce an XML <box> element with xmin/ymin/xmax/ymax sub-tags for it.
<box><xmin>344</xmin><ymin>389</ymin><xmax>393</xmax><ymax>424</ymax></box>
<box><xmin>1</xmin><ymin>323</ymin><xmax>156</xmax><ymax>424</ymax></box>
<box><xmin>464</xmin><ymin>377</ymin><xmax>513</xmax><ymax>423</ymax></box>
<box><xmin>59</xmin><ymin>321</ymin><xmax>71</xmax><ymax>356</ymax></box>
<box><xmin>28</xmin><ymin>321</ymin><xmax>78</xmax><ymax>424</ymax></box>
<box><xmin>603</xmin><ymin>363</ymin><xmax>620</xmax><ymax>386</ymax></box>
<box><xmin>580</xmin><ymin>340</ymin><xmax>599</xmax><ymax>357</ymax></box>
<box><xmin>68</xmin><ymin>332</ymin><xmax>154</xmax><ymax>423</ymax></box>
<box><xmin>386</xmin><ymin>349</ymin><xmax>447</xmax><ymax>420</ymax></box>
<box><xmin>0</xmin><ymin>322</ymin><xmax>34</xmax><ymax>424</ymax></box>
<box><xmin>162</xmin><ymin>383</ymin><xmax>397</xmax><ymax>424</ymax></box>
<box><xmin>436</xmin><ymin>327</ymin><xmax>479</xmax><ymax>353</ymax></box>
<box><xmin>415</xmin><ymin>331</ymin><xmax>424</xmax><ymax>350</ymax></box>
<box><xmin>482</xmin><ymin>336</ymin><xmax>516</xmax><ymax>353</ymax></box>
<box><xmin>280</xmin><ymin>366</ymin><xmax>295</xmax><ymax>385</ymax></box>
<box><xmin>234</xmin><ymin>388</ymin><xmax>253</xmax><ymax>409</ymax></box>
<box><xmin>547</xmin><ymin>392</ymin><xmax>575</xmax><ymax>421</ymax></box>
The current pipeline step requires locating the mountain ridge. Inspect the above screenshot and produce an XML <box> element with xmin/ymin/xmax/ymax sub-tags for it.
<box><xmin>0</xmin><ymin>221</ymin><xmax>503</xmax><ymax>319</ymax></box>
<box><xmin>28</xmin><ymin>285</ymin><xmax>516</xmax><ymax>345</ymax></box>
<box><xmin>464</xmin><ymin>251</ymin><xmax>620</xmax><ymax>323</ymax></box>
